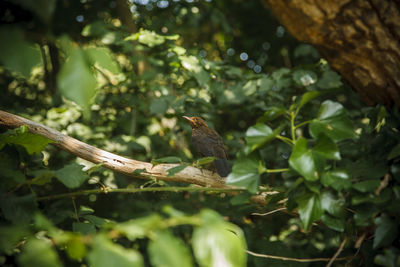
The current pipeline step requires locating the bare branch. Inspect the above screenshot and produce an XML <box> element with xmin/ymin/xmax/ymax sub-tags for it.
<box><xmin>0</xmin><ymin>110</ymin><xmax>277</xmax><ymax>205</ymax></box>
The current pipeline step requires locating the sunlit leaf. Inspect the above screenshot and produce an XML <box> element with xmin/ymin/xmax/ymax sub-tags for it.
<box><xmin>86</xmin><ymin>47</ymin><xmax>120</xmax><ymax>74</ymax></box>
<box><xmin>148</xmin><ymin>230</ymin><xmax>193</xmax><ymax>267</ymax></box>
<box><xmin>18</xmin><ymin>238</ymin><xmax>62</xmax><ymax>267</ymax></box>
<box><xmin>297</xmin><ymin>193</ymin><xmax>323</xmax><ymax>230</ymax></box>
<box><xmin>87</xmin><ymin>235</ymin><xmax>143</xmax><ymax>267</ymax></box>
<box><xmin>289</xmin><ymin>138</ymin><xmax>319</xmax><ymax>181</ymax></box>
<box><xmin>55</xmin><ymin>163</ymin><xmax>89</xmax><ymax>189</ymax></box>
<box><xmin>226</xmin><ymin>158</ymin><xmax>260</xmax><ymax>193</ymax></box>
<box><xmin>309</xmin><ymin>101</ymin><xmax>357</xmax><ymax>142</ymax></box>
<box><xmin>66</xmin><ymin>235</ymin><xmax>87</xmax><ymax>260</ymax></box>
<box><xmin>193</xmin><ymin>210</ymin><xmax>246</xmax><ymax>267</ymax></box>
<box><xmin>245</xmin><ymin>123</ymin><xmax>275</xmax><ymax>151</ymax></box>
<box><xmin>117</xmin><ymin>214</ymin><xmax>163</xmax><ymax>240</ymax></box>
<box><xmin>57</xmin><ymin>44</ymin><xmax>98</xmax><ymax>114</ymax></box>
<box><xmin>0</xmin><ymin>126</ymin><xmax>54</xmax><ymax>155</ymax></box>
<box><xmin>292</xmin><ymin>70</ymin><xmax>317</xmax><ymax>86</ymax></box>
<box><xmin>320</xmin><ymin>191</ymin><xmax>346</xmax><ymax>217</ymax></box>
<box><xmin>373</xmin><ymin>214</ymin><xmax>398</xmax><ymax>249</ymax></box>
<box><xmin>0</xmin><ymin>27</ymin><xmax>41</xmax><ymax>77</ymax></box>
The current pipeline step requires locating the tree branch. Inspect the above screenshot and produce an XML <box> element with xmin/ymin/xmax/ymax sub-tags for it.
<box><xmin>0</xmin><ymin>110</ymin><xmax>276</xmax><ymax>205</ymax></box>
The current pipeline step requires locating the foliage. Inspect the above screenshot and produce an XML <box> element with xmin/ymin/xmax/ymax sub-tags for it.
<box><xmin>1</xmin><ymin>0</ymin><xmax>400</xmax><ymax>266</ymax></box>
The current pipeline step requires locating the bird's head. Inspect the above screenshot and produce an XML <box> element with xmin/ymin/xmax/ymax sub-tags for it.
<box><xmin>183</xmin><ymin>116</ymin><xmax>208</xmax><ymax>128</ymax></box>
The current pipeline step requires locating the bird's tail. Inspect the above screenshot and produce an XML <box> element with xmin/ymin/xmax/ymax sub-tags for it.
<box><xmin>214</xmin><ymin>159</ymin><xmax>232</xmax><ymax>177</ymax></box>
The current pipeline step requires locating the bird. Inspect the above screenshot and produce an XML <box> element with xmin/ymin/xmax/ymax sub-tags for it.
<box><xmin>183</xmin><ymin>116</ymin><xmax>231</xmax><ymax>177</ymax></box>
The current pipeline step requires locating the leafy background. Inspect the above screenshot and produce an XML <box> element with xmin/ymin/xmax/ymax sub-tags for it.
<box><xmin>0</xmin><ymin>0</ymin><xmax>399</xmax><ymax>266</ymax></box>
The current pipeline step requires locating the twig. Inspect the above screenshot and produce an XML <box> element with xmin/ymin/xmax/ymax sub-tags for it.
<box><xmin>246</xmin><ymin>249</ymin><xmax>356</xmax><ymax>263</ymax></box>
<box><xmin>251</xmin><ymin>207</ymin><xmax>286</xmax><ymax>216</ymax></box>
<box><xmin>326</xmin><ymin>237</ymin><xmax>348</xmax><ymax>267</ymax></box>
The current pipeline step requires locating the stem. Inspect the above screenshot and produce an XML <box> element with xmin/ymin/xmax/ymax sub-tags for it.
<box><xmin>265</xmin><ymin>168</ymin><xmax>290</xmax><ymax>173</ymax></box>
<box><xmin>36</xmin><ymin>186</ymin><xmax>252</xmax><ymax>201</ymax></box>
<box><xmin>294</xmin><ymin>120</ymin><xmax>312</xmax><ymax>129</ymax></box>
<box><xmin>290</xmin><ymin>111</ymin><xmax>296</xmax><ymax>143</ymax></box>
<box><xmin>276</xmin><ymin>135</ymin><xmax>293</xmax><ymax>146</ymax></box>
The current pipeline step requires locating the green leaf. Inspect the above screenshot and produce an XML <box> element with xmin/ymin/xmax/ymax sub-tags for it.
<box><xmin>55</xmin><ymin>163</ymin><xmax>89</xmax><ymax>189</ymax></box>
<box><xmin>194</xmin><ymin>157</ymin><xmax>215</xmax><ymax>166</ymax></box>
<box><xmin>86</xmin><ymin>47</ymin><xmax>120</xmax><ymax>74</ymax></box>
<box><xmin>125</xmin><ymin>30</ymin><xmax>178</xmax><ymax>47</ymax></box>
<box><xmin>66</xmin><ymin>235</ymin><xmax>87</xmax><ymax>260</ymax></box>
<box><xmin>317</xmin><ymin>70</ymin><xmax>342</xmax><ymax>89</ymax></box>
<box><xmin>150</xmin><ymin>98</ymin><xmax>168</xmax><ymax>115</ymax></box>
<box><xmin>313</xmin><ymin>134</ymin><xmax>341</xmax><ymax>160</ymax></box>
<box><xmin>309</xmin><ymin>100</ymin><xmax>357</xmax><ymax>142</ymax></box>
<box><xmin>0</xmin><ymin>225</ymin><xmax>29</xmax><ymax>254</ymax></box>
<box><xmin>321</xmin><ymin>214</ymin><xmax>345</xmax><ymax>232</ymax></box>
<box><xmin>0</xmin><ymin>27</ymin><xmax>41</xmax><ymax>77</ymax></box>
<box><xmin>0</xmin><ymin>126</ymin><xmax>54</xmax><ymax>155</ymax></box>
<box><xmin>292</xmin><ymin>70</ymin><xmax>317</xmax><ymax>86</ymax></box>
<box><xmin>298</xmin><ymin>91</ymin><xmax>320</xmax><ymax>109</ymax></box>
<box><xmin>193</xmin><ymin>211</ymin><xmax>246</xmax><ymax>267</ymax></box>
<box><xmin>226</xmin><ymin>158</ymin><xmax>260</xmax><ymax>193</ymax></box>
<box><xmin>289</xmin><ymin>138</ymin><xmax>319</xmax><ymax>181</ymax></box>
<box><xmin>321</xmin><ymin>170</ymin><xmax>351</xmax><ymax>190</ymax></box>
<box><xmin>0</xmin><ymin>194</ymin><xmax>37</xmax><ymax>224</ymax></box>
<box><xmin>117</xmin><ymin>214</ymin><xmax>163</xmax><ymax>240</ymax></box>
<box><xmin>12</xmin><ymin>0</ymin><xmax>56</xmax><ymax>24</ymax></box>
<box><xmin>374</xmin><ymin>247</ymin><xmax>400</xmax><ymax>267</ymax></box>
<box><xmin>373</xmin><ymin>214</ymin><xmax>398</xmax><ymax>249</ymax></box>
<box><xmin>83</xmin><ymin>215</ymin><xmax>110</xmax><ymax>227</ymax></box>
<box><xmin>148</xmin><ymin>230</ymin><xmax>193</xmax><ymax>267</ymax></box>
<box><xmin>245</xmin><ymin>123</ymin><xmax>275</xmax><ymax>151</ymax></box>
<box><xmin>57</xmin><ymin>45</ymin><xmax>98</xmax><ymax>113</ymax></box>
<box><xmin>387</xmin><ymin>143</ymin><xmax>400</xmax><ymax>160</ymax></box>
<box><xmin>87</xmin><ymin>235</ymin><xmax>143</xmax><ymax>267</ymax></box>
<box><xmin>230</xmin><ymin>192</ymin><xmax>251</xmax><ymax>205</ymax></box>
<box><xmin>167</xmin><ymin>165</ymin><xmax>188</xmax><ymax>177</ymax></box>
<box><xmin>354</xmin><ymin>206</ymin><xmax>377</xmax><ymax>227</ymax></box>
<box><xmin>72</xmin><ymin>222</ymin><xmax>96</xmax><ymax>234</ymax></box>
<box><xmin>257</xmin><ymin>107</ymin><xmax>286</xmax><ymax>122</ymax></box>
<box><xmin>179</xmin><ymin>55</ymin><xmax>210</xmax><ymax>87</ymax></box>
<box><xmin>353</xmin><ymin>180</ymin><xmax>381</xmax><ymax>193</ymax></box>
<box><xmin>320</xmin><ymin>191</ymin><xmax>346</xmax><ymax>217</ymax></box>
<box><xmin>18</xmin><ymin>238</ymin><xmax>62</xmax><ymax>267</ymax></box>
<box><xmin>297</xmin><ymin>193</ymin><xmax>323</xmax><ymax>230</ymax></box>
<box><xmin>152</xmin><ymin>156</ymin><xmax>182</xmax><ymax>165</ymax></box>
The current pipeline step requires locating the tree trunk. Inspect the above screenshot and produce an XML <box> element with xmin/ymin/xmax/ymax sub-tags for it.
<box><xmin>264</xmin><ymin>0</ymin><xmax>400</xmax><ymax>108</ymax></box>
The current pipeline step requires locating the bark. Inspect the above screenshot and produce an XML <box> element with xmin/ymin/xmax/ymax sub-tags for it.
<box><xmin>0</xmin><ymin>110</ymin><xmax>275</xmax><ymax>205</ymax></box>
<box><xmin>264</xmin><ymin>0</ymin><xmax>400</xmax><ymax>107</ymax></box>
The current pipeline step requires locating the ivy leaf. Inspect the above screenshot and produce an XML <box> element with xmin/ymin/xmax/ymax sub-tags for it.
<box><xmin>353</xmin><ymin>179</ymin><xmax>381</xmax><ymax>193</ymax></box>
<box><xmin>309</xmin><ymin>100</ymin><xmax>357</xmax><ymax>142</ymax></box>
<box><xmin>298</xmin><ymin>91</ymin><xmax>321</xmax><ymax>109</ymax></box>
<box><xmin>289</xmin><ymin>138</ymin><xmax>319</xmax><ymax>181</ymax></box>
<box><xmin>148</xmin><ymin>230</ymin><xmax>193</xmax><ymax>267</ymax></box>
<box><xmin>321</xmin><ymin>214</ymin><xmax>345</xmax><ymax>232</ymax></box>
<box><xmin>321</xmin><ymin>170</ymin><xmax>351</xmax><ymax>190</ymax></box>
<box><xmin>257</xmin><ymin>106</ymin><xmax>286</xmax><ymax>122</ymax></box>
<box><xmin>313</xmin><ymin>134</ymin><xmax>341</xmax><ymax>160</ymax></box>
<box><xmin>55</xmin><ymin>163</ymin><xmax>89</xmax><ymax>189</ymax></box>
<box><xmin>321</xmin><ymin>191</ymin><xmax>346</xmax><ymax>217</ymax></box>
<box><xmin>167</xmin><ymin>165</ymin><xmax>188</xmax><ymax>177</ymax></box>
<box><xmin>373</xmin><ymin>214</ymin><xmax>398</xmax><ymax>249</ymax></box>
<box><xmin>245</xmin><ymin>123</ymin><xmax>275</xmax><ymax>151</ymax></box>
<box><xmin>87</xmin><ymin>235</ymin><xmax>143</xmax><ymax>267</ymax></box>
<box><xmin>297</xmin><ymin>193</ymin><xmax>323</xmax><ymax>230</ymax></box>
<box><xmin>226</xmin><ymin>158</ymin><xmax>260</xmax><ymax>194</ymax></box>
<box><xmin>193</xmin><ymin>210</ymin><xmax>246</xmax><ymax>267</ymax></box>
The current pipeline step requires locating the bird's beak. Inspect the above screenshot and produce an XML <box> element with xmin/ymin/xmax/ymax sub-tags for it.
<box><xmin>182</xmin><ymin>116</ymin><xmax>193</xmax><ymax>123</ymax></box>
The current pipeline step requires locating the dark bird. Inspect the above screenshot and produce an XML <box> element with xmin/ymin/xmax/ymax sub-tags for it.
<box><xmin>183</xmin><ymin>116</ymin><xmax>231</xmax><ymax>177</ymax></box>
